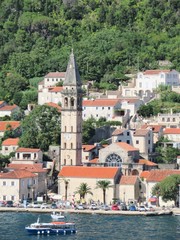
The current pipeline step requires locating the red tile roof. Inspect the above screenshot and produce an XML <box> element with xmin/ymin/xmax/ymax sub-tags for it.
<box><xmin>82</xmin><ymin>145</ymin><xmax>96</xmax><ymax>151</ymax></box>
<box><xmin>16</xmin><ymin>148</ymin><xmax>41</xmax><ymax>153</ymax></box>
<box><xmin>112</xmin><ymin>128</ymin><xmax>124</xmax><ymax>136</ymax></box>
<box><xmin>141</xmin><ymin>124</ymin><xmax>163</xmax><ymax>133</ymax></box>
<box><xmin>138</xmin><ymin>159</ymin><xmax>158</xmax><ymax>166</ymax></box>
<box><xmin>133</xmin><ymin>129</ymin><xmax>149</xmax><ymax>136</ymax></box>
<box><xmin>0</xmin><ymin>101</ymin><xmax>5</xmax><ymax>105</ymax></box>
<box><xmin>0</xmin><ymin>104</ymin><xmax>18</xmax><ymax>111</ymax></box>
<box><xmin>0</xmin><ymin>121</ymin><xmax>20</xmax><ymax>131</ymax></box>
<box><xmin>143</xmin><ymin>70</ymin><xmax>170</xmax><ymax>75</ymax></box>
<box><xmin>83</xmin><ymin>99</ymin><xmax>120</xmax><ymax>107</ymax></box>
<box><xmin>115</xmin><ymin>142</ymin><xmax>139</xmax><ymax>151</ymax></box>
<box><xmin>0</xmin><ymin>169</ymin><xmax>36</xmax><ymax>179</ymax></box>
<box><xmin>2</xmin><ymin>138</ymin><xmax>19</xmax><ymax>146</ymax></box>
<box><xmin>58</xmin><ymin>166</ymin><xmax>119</xmax><ymax>178</ymax></box>
<box><xmin>8</xmin><ymin>163</ymin><xmax>47</xmax><ymax>173</ymax></box>
<box><xmin>140</xmin><ymin>171</ymin><xmax>151</xmax><ymax>179</ymax></box>
<box><xmin>89</xmin><ymin>158</ymin><xmax>99</xmax><ymax>163</ymax></box>
<box><xmin>120</xmin><ymin>176</ymin><xmax>138</xmax><ymax>185</ymax></box>
<box><xmin>45</xmin><ymin>72</ymin><xmax>65</xmax><ymax>78</ymax></box>
<box><xmin>146</xmin><ymin>169</ymin><xmax>180</xmax><ymax>182</ymax></box>
<box><xmin>49</xmin><ymin>86</ymin><xmax>63</xmax><ymax>92</ymax></box>
<box><xmin>46</xmin><ymin>102</ymin><xmax>61</xmax><ymax>112</ymax></box>
<box><xmin>163</xmin><ymin>128</ymin><xmax>180</xmax><ymax>134</ymax></box>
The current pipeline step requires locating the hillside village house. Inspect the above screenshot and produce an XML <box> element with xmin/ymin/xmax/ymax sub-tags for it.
<box><xmin>1</xmin><ymin>138</ymin><xmax>19</xmax><ymax>156</ymax></box>
<box><xmin>156</xmin><ymin>111</ymin><xmax>180</xmax><ymax>128</ymax></box>
<box><xmin>0</xmin><ymin>169</ymin><xmax>38</xmax><ymax>203</ymax></box>
<box><xmin>0</xmin><ymin>101</ymin><xmax>19</xmax><ymax>117</ymax></box>
<box><xmin>121</xmin><ymin>69</ymin><xmax>180</xmax><ymax>102</ymax></box>
<box><xmin>0</xmin><ymin>121</ymin><xmax>20</xmax><ymax>138</ymax></box>
<box><xmin>112</xmin><ymin>128</ymin><xmax>153</xmax><ymax>158</ymax></box>
<box><xmin>141</xmin><ymin>124</ymin><xmax>164</xmax><ymax>143</ymax></box>
<box><xmin>11</xmin><ymin>148</ymin><xmax>43</xmax><ymax>164</ymax></box>
<box><xmin>163</xmin><ymin>128</ymin><xmax>180</xmax><ymax>142</ymax></box>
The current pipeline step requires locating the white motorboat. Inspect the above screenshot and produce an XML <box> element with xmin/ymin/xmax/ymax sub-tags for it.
<box><xmin>51</xmin><ymin>212</ymin><xmax>65</xmax><ymax>220</ymax></box>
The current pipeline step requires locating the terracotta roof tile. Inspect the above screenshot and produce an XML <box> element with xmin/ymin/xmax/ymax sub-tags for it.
<box><xmin>8</xmin><ymin>163</ymin><xmax>47</xmax><ymax>173</ymax></box>
<box><xmin>140</xmin><ymin>171</ymin><xmax>151</xmax><ymax>179</ymax></box>
<box><xmin>49</xmin><ymin>86</ymin><xmax>63</xmax><ymax>92</ymax></box>
<box><xmin>138</xmin><ymin>159</ymin><xmax>158</xmax><ymax>166</ymax></box>
<box><xmin>82</xmin><ymin>145</ymin><xmax>96</xmax><ymax>151</ymax></box>
<box><xmin>16</xmin><ymin>148</ymin><xmax>41</xmax><ymax>153</ymax></box>
<box><xmin>58</xmin><ymin>166</ymin><xmax>119</xmax><ymax>178</ymax></box>
<box><xmin>2</xmin><ymin>138</ymin><xmax>19</xmax><ymax>146</ymax></box>
<box><xmin>0</xmin><ymin>104</ymin><xmax>18</xmax><ymax>111</ymax></box>
<box><xmin>0</xmin><ymin>169</ymin><xmax>36</xmax><ymax>179</ymax></box>
<box><xmin>120</xmin><ymin>176</ymin><xmax>138</xmax><ymax>185</ymax></box>
<box><xmin>83</xmin><ymin>99</ymin><xmax>120</xmax><ymax>107</ymax></box>
<box><xmin>141</xmin><ymin>124</ymin><xmax>163</xmax><ymax>133</ymax></box>
<box><xmin>163</xmin><ymin>128</ymin><xmax>180</xmax><ymax>134</ymax></box>
<box><xmin>0</xmin><ymin>121</ymin><xmax>20</xmax><ymax>131</ymax></box>
<box><xmin>146</xmin><ymin>169</ymin><xmax>180</xmax><ymax>182</ymax></box>
<box><xmin>133</xmin><ymin>129</ymin><xmax>149</xmax><ymax>136</ymax></box>
<box><xmin>115</xmin><ymin>142</ymin><xmax>139</xmax><ymax>151</ymax></box>
<box><xmin>143</xmin><ymin>70</ymin><xmax>170</xmax><ymax>75</ymax></box>
<box><xmin>112</xmin><ymin>129</ymin><xmax>124</xmax><ymax>136</ymax></box>
<box><xmin>46</xmin><ymin>102</ymin><xmax>61</xmax><ymax>112</ymax></box>
<box><xmin>45</xmin><ymin>72</ymin><xmax>66</xmax><ymax>78</ymax></box>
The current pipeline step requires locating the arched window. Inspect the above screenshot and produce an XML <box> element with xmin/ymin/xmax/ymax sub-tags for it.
<box><xmin>70</xmin><ymin>98</ymin><xmax>74</xmax><ymax>107</ymax></box>
<box><xmin>105</xmin><ymin>153</ymin><xmax>122</xmax><ymax>167</ymax></box>
<box><xmin>64</xmin><ymin>97</ymin><xmax>68</xmax><ymax>107</ymax></box>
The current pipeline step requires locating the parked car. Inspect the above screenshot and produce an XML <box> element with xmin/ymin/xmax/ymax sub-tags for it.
<box><xmin>51</xmin><ymin>203</ymin><xmax>57</xmax><ymax>209</ymax></box>
<box><xmin>100</xmin><ymin>204</ymin><xmax>110</xmax><ymax>211</ymax></box>
<box><xmin>138</xmin><ymin>205</ymin><xmax>150</xmax><ymax>212</ymax></box>
<box><xmin>111</xmin><ymin>204</ymin><xmax>119</xmax><ymax>210</ymax></box>
<box><xmin>129</xmin><ymin>205</ymin><xmax>137</xmax><ymax>211</ymax></box>
<box><xmin>41</xmin><ymin>203</ymin><xmax>51</xmax><ymax>209</ymax></box>
<box><xmin>120</xmin><ymin>204</ymin><xmax>128</xmax><ymax>211</ymax></box>
<box><xmin>0</xmin><ymin>201</ymin><xmax>5</xmax><ymax>207</ymax></box>
<box><xmin>89</xmin><ymin>204</ymin><xmax>99</xmax><ymax>210</ymax></box>
<box><xmin>6</xmin><ymin>201</ymin><xmax>14</xmax><ymax>207</ymax></box>
<box><xmin>75</xmin><ymin>204</ymin><xmax>85</xmax><ymax>210</ymax></box>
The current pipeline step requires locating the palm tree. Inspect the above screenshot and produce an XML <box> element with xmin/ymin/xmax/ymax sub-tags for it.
<box><xmin>96</xmin><ymin>180</ymin><xmax>112</xmax><ymax>204</ymax></box>
<box><xmin>75</xmin><ymin>183</ymin><xmax>93</xmax><ymax>201</ymax></box>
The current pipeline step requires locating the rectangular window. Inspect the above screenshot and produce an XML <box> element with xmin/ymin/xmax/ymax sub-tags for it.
<box><xmin>11</xmin><ymin>196</ymin><xmax>15</xmax><ymax>201</ymax></box>
<box><xmin>3</xmin><ymin>181</ymin><xmax>6</xmax><ymax>186</ymax></box>
<box><xmin>136</xmin><ymin>140</ymin><xmax>139</xmax><ymax>144</ymax></box>
<box><xmin>5</xmin><ymin>147</ymin><xmax>8</xmax><ymax>150</ymax></box>
<box><xmin>148</xmin><ymin>140</ymin><xmax>151</xmax><ymax>144</ymax></box>
<box><xmin>102</xmin><ymin>107</ymin><xmax>104</xmax><ymax>110</ymax></box>
<box><xmin>127</xmin><ymin>140</ymin><xmax>130</xmax><ymax>144</ymax></box>
<box><xmin>11</xmin><ymin>181</ymin><xmax>15</xmax><ymax>186</ymax></box>
<box><xmin>108</xmin><ymin>107</ymin><xmax>110</xmax><ymax>110</ymax></box>
<box><xmin>3</xmin><ymin>196</ymin><xmax>6</xmax><ymax>201</ymax></box>
<box><xmin>96</xmin><ymin>107</ymin><xmax>98</xmax><ymax>110</ymax></box>
<box><xmin>127</xmin><ymin>132</ymin><xmax>130</xmax><ymax>136</ymax></box>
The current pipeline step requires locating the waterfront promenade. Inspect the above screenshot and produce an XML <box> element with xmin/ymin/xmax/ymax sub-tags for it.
<box><xmin>0</xmin><ymin>206</ymin><xmax>179</xmax><ymax>216</ymax></box>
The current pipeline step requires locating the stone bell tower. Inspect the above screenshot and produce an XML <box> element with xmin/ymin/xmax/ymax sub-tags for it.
<box><xmin>60</xmin><ymin>50</ymin><xmax>83</xmax><ymax>167</ymax></box>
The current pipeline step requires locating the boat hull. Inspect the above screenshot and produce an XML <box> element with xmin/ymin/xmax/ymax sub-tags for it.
<box><xmin>26</xmin><ymin>227</ymin><xmax>76</xmax><ymax>235</ymax></box>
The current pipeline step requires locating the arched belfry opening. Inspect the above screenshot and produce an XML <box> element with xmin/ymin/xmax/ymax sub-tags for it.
<box><xmin>64</xmin><ymin>97</ymin><xmax>68</xmax><ymax>107</ymax></box>
<box><xmin>70</xmin><ymin>97</ymin><xmax>75</xmax><ymax>107</ymax></box>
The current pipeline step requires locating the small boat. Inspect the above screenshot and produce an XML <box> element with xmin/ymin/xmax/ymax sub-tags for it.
<box><xmin>25</xmin><ymin>218</ymin><xmax>76</xmax><ymax>235</ymax></box>
<box><xmin>51</xmin><ymin>212</ymin><xmax>65</xmax><ymax>220</ymax></box>
<box><xmin>173</xmin><ymin>213</ymin><xmax>180</xmax><ymax>216</ymax></box>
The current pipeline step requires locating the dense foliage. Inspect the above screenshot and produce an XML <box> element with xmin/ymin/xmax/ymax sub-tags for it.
<box><xmin>152</xmin><ymin>174</ymin><xmax>180</xmax><ymax>206</ymax></box>
<box><xmin>19</xmin><ymin>105</ymin><xmax>61</xmax><ymax>151</ymax></box>
<box><xmin>0</xmin><ymin>0</ymin><xmax>179</xmax><ymax>105</ymax></box>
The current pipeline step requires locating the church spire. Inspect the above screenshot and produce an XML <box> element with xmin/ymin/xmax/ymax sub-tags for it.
<box><xmin>63</xmin><ymin>50</ymin><xmax>81</xmax><ymax>86</ymax></box>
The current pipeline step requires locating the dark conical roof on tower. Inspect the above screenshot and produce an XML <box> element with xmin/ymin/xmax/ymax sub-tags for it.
<box><xmin>63</xmin><ymin>49</ymin><xmax>81</xmax><ymax>86</ymax></box>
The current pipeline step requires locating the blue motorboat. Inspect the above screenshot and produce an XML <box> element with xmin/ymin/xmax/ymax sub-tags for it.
<box><xmin>25</xmin><ymin>218</ymin><xmax>76</xmax><ymax>235</ymax></box>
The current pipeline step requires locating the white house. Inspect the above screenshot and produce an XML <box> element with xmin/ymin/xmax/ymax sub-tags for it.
<box><xmin>1</xmin><ymin>138</ymin><xmax>19</xmax><ymax>156</ymax></box>
<box><xmin>11</xmin><ymin>148</ymin><xmax>43</xmax><ymax>164</ymax></box>
<box><xmin>163</xmin><ymin>128</ymin><xmax>180</xmax><ymax>142</ymax></box>
<box><xmin>0</xmin><ymin>169</ymin><xmax>38</xmax><ymax>203</ymax></box>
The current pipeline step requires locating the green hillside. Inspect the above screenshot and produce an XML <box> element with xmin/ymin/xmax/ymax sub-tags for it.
<box><xmin>0</xmin><ymin>0</ymin><xmax>179</xmax><ymax>104</ymax></box>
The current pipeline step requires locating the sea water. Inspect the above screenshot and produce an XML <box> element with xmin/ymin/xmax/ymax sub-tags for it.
<box><xmin>0</xmin><ymin>211</ymin><xmax>179</xmax><ymax>240</ymax></box>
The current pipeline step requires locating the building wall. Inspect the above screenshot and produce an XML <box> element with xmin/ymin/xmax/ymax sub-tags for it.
<box><xmin>14</xmin><ymin>151</ymin><xmax>43</xmax><ymax>163</ymax></box>
<box><xmin>1</xmin><ymin>145</ymin><xmax>18</xmax><ymax>156</ymax></box>
<box><xmin>38</xmin><ymin>89</ymin><xmax>62</xmax><ymax>105</ymax></box>
<box><xmin>58</xmin><ymin>177</ymin><xmax>115</xmax><ymax>204</ymax></box>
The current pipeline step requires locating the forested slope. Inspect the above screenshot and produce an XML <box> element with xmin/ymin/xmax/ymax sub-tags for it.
<box><xmin>0</xmin><ymin>0</ymin><xmax>179</xmax><ymax>106</ymax></box>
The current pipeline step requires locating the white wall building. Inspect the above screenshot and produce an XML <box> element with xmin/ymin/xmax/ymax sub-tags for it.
<box><xmin>12</xmin><ymin>148</ymin><xmax>43</xmax><ymax>164</ymax></box>
<box><xmin>1</xmin><ymin>138</ymin><xmax>19</xmax><ymax>156</ymax></box>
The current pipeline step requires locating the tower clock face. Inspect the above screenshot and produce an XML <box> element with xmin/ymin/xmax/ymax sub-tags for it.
<box><xmin>64</xmin><ymin>133</ymin><xmax>71</xmax><ymax>140</ymax></box>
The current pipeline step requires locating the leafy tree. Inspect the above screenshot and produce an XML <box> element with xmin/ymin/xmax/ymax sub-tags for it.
<box><xmin>0</xmin><ymin>154</ymin><xmax>10</xmax><ymax>170</ymax></box>
<box><xmin>96</xmin><ymin>180</ymin><xmax>112</xmax><ymax>204</ymax></box>
<box><xmin>19</xmin><ymin>105</ymin><xmax>61</xmax><ymax>151</ymax></box>
<box><xmin>74</xmin><ymin>182</ymin><xmax>93</xmax><ymax>200</ymax></box>
<box><xmin>152</xmin><ymin>175</ymin><xmax>180</xmax><ymax>206</ymax></box>
<box><xmin>82</xmin><ymin>117</ymin><xmax>96</xmax><ymax>144</ymax></box>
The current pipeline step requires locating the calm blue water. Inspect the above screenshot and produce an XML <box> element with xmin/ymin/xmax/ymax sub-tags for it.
<box><xmin>0</xmin><ymin>211</ymin><xmax>179</xmax><ymax>240</ymax></box>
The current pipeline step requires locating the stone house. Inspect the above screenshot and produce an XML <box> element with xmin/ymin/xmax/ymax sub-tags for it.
<box><xmin>0</xmin><ymin>101</ymin><xmax>20</xmax><ymax>118</ymax></box>
<box><xmin>58</xmin><ymin>166</ymin><xmax>122</xmax><ymax>204</ymax></box>
<box><xmin>0</xmin><ymin>169</ymin><xmax>38</xmax><ymax>203</ymax></box>
<box><xmin>1</xmin><ymin>138</ymin><xmax>19</xmax><ymax>156</ymax></box>
<box><xmin>141</xmin><ymin>124</ymin><xmax>164</xmax><ymax>144</ymax></box>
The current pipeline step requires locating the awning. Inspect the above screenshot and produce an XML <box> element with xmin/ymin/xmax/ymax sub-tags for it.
<box><xmin>51</xmin><ymin>194</ymin><xmax>62</xmax><ymax>200</ymax></box>
<box><xmin>149</xmin><ymin>197</ymin><xmax>157</xmax><ymax>202</ymax></box>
